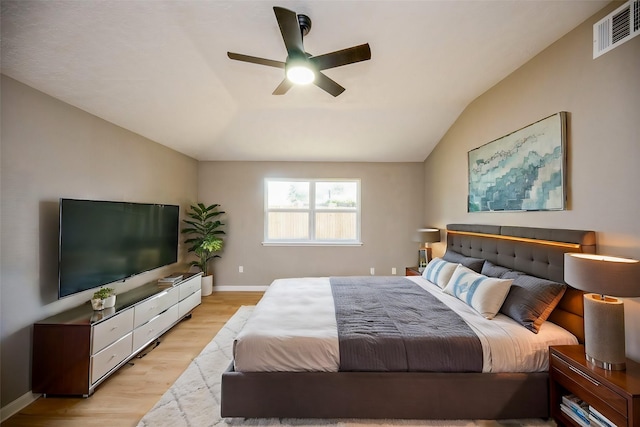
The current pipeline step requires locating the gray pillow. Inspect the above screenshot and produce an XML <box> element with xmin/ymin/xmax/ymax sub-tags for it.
<box><xmin>442</xmin><ymin>250</ymin><xmax>485</xmax><ymax>273</ymax></box>
<box><xmin>481</xmin><ymin>260</ymin><xmax>514</xmax><ymax>278</ymax></box>
<box><xmin>499</xmin><ymin>272</ymin><xmax>567</xmax><ymax>333</ymax></box>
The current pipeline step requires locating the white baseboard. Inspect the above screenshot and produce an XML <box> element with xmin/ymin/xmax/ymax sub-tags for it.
<box><xmin>212</xmin><ymin>285</ymin><xmax>269</xmax><ymax>292</ymax></box>
<box><xmin>1</xmin><ymin>391</ymin><xmax>41</xmax><ymax>422</ymax></box>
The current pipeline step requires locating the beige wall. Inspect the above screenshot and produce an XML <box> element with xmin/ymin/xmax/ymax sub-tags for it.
<box><xmin>198</xmin><ymin>161</ymin><xmax>424</xmax><ymax>287</ymax></box>
<box><xmin>423</xmin><ymin>4</ymin><xmax>640</xmax><ymax>361</ymax></box>
<box><xmin>0</xmin><ymin>75</ymin><xmax>198</xmax><ymax>407</ymax></box>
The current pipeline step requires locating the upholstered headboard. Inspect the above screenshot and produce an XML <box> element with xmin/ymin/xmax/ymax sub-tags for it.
<box><xmin>446</xmin><ymin>224</ymin><xmax>597</xmax><ymax>343</ymax></box>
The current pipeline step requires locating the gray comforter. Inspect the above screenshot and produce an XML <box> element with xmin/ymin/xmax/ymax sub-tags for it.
<box><xmin>330</xmin><ymin>276</ymin><xmax>483</xmax><ymax>372</ymax></box>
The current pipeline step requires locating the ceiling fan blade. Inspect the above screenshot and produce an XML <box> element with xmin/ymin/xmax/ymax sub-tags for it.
<box><xmin>227</xmin><ymin>52</ymin><xmax>285</xmax><ymax>68</ymax></box>
<box><xmin>314</xmin><ymin>72</ymin><xmax>345</xmax><ymax>97</ymax></box>
<box><xmin>273</xmin><ymin>6</ymin><xmax>304</xmax><ymax>55</ymax></box>
<box><xmin>273</xmin><ymin>79</ymin><xmax>294</xmax><ymax>95</ymax></box>
<box><xmin>310</xmin><ymin>43</ymin><xmax>371</xmax><ymax>71</ymax></box>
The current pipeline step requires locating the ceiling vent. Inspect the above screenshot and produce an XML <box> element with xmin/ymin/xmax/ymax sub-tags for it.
<box><xmin>593</xmin><ymin>0</ymin><xmax>640</xmax><ymax>58</ymax></box>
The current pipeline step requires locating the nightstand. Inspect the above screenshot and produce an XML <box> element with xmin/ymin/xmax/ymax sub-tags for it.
<box><xmin>405</xmin><ymin>267</ymin><xmax>421</xmax><ymax>276</ymax></box>
<box><xmin>549</xmin><ymin>345</ymin><xmax>640</xmax><ymax>427</ymax></box>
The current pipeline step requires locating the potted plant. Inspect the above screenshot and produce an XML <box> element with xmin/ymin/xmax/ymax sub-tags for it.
<box><xmin>181</xmin><ymin>203</ymin><xmax>225</xmax><ymax>296</ymax></box>
<box><xmin>91</xmin><ymin>287</ymin><xmax>114</xmax><ymax>310</ymax></box>
<box><xmin>104</xmin><ymin>288</ymin><xmax>116</xmax><ymax>308</ymax></box>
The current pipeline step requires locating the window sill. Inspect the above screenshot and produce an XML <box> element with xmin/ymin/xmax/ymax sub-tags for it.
<box><xmin>262</xmin><ymin>241</ymin><xmax>364</xmax><ymax>247</ymax></box>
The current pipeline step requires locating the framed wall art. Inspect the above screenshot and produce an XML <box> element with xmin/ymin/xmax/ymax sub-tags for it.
<box><xmin>468</xmin><ymin>112</ymin><xmax>567</xmax><ymax>212</ymax></box>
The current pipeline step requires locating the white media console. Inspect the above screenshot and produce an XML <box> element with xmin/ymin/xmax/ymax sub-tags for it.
<box><xmin>32</xmin><ymin>273</ymin><xmax>202</xmax><ymax>396</ymax></box>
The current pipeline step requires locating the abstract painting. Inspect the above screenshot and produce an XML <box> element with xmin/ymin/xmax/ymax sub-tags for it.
<box><xmin>468</xmin><ymin>112</ymin><xmax>567</xmax><ymax>212</ymax></box>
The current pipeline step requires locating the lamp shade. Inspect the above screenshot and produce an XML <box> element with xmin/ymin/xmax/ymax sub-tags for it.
<box><xmin>564</xmin><ymin>253</ymin><xmax>640</xmax><ymax>297</ymax></box>
<box><xmin>412</xmin><ymin>228</ymin><xmax>440</xmax><ymax>244</ymax></box>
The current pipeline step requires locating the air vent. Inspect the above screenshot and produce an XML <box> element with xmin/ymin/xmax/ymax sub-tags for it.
<box><xmin>593</xmin><ymin>0</ymin><xmax>640</xmax><ymax>58</ymax></box>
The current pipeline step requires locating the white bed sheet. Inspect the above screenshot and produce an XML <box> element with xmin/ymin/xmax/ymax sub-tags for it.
<box><xmin>233</xmin><ymin>276</ymin><xmax>578</xmax><ymax>373</ymax></box>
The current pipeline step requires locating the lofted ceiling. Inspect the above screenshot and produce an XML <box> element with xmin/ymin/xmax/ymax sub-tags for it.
<box><xmin>1</xmin><ymin>0</ymin><xmax>608</xmax><ymax>162</ymax></box>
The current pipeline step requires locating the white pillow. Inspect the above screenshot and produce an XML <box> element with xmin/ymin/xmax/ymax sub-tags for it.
<box><xmin>443</xmin><ymin>264</ymin><xmax>513</xmax><ymax>319</ymax></box>
<box><xmin>422</xmin><ymin>258</ymin><xmax>458</xmax><ymax>288</ymax></box>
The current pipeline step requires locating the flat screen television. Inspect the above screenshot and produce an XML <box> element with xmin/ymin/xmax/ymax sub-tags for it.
<box><xmin>58</xmin><ymin>198</ymin><xmax>179</xmax><ymax>298</ymax></box>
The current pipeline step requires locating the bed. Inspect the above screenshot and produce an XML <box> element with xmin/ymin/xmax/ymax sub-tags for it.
<box><xmin>221</xmin><ymin>224</ymin><xmax>596</xmax><ymax>420</ymax></box>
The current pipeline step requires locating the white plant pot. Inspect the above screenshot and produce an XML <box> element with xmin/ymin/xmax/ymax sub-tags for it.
<box><xmin>201</xmin><ymin>275</ymin><xmax>213</xmax><ymax>296</ymax></box>
<box><xmin>104</xmin><ymin>295</ymin><xmax>116</xmax><ymax>308</ymax></box>
<box><xmin>91</xmin><ymin>298</ymin><xmax>105</xmax><ymax>311</ymax></box>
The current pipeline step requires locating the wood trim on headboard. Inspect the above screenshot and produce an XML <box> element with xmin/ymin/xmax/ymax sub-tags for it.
<box><xmin>446</xmin><ymin>230</ymin><xmax>582</xmax><ymax>250</ymax></box>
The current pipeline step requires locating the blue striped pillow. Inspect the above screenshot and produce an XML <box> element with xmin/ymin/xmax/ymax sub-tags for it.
<box><xmin>422</xmin><ymin>258</ymin><xmax>458</xmax><ymax>288</ymax></box>
<box><xmin>443</xmin><ymin>264</ymin><xmax>513</xmax><ymax>319</ymax></box>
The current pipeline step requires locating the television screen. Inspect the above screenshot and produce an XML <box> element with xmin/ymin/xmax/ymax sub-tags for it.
<box><xmin>58</xmin><ymin>199</ymin><xmax>179</xmax><ymax>298</ymax></box>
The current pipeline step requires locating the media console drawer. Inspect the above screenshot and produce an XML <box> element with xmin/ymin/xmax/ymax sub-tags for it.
<box><xmin>179</xmin><ymin>275</ymin><xmax>201</xmax><ymax>300</ymax></box>
<box><xmin>134</xmin><ymin>287</ymin><xmax>179</xmax><ymax>328</ymax></box>
<box><xmin>179</xmin><ymin>290</ymin><xmax>201</xmax><ymax>318</ymax></box>
<box><xmin>132</xmin><ymin>304</ymin><xmax>180</xmax><ymax>351</ymax></box>
<box><xmin>91</xmin><ymin>332</ymin><xmax>133</xmax><ymax>384</ymax></box>
<box><xmin>92</xmin><ymin>308</ymin><xmax>134</xmax><ymax>354</ymax></box>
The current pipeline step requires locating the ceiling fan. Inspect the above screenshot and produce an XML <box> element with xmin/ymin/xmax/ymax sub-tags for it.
<box><xmin>227</xmin><ymin>6</ymin><xmax>371</xmax><ymax>97</ymax></box>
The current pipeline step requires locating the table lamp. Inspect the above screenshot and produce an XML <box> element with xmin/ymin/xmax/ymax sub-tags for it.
<box><xmin>564</xmin><ymin>253</ymin><xmax>640</xmax><ymax>370</ymax></box>
<box><xmin>413</xmin><ymin>228</ymin><xmax>440</xmax><ymax>272</ymax></box>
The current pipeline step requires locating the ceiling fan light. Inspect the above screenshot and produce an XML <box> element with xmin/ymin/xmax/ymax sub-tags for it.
<box><xmin>286</xmin><ymin>65</ymin><xmax>315</xmax><ymax>85</ymax></box>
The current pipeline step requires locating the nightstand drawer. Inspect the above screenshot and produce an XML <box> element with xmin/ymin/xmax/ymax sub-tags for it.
<box><xmin>551</xmin><ymin>353</ymin><xmax>627</xmax><ymax>422</ymax></box>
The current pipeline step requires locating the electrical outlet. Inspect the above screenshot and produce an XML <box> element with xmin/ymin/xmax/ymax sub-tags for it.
<box><xmin>239</xmin><ymin>266</ymin><xmax>244</xmax><ymax>273</ymax></box>
<box><xmin>370</xmin><ymin>267</ymin><xmax>375</xmax><ymax>275</ymax></box>
<box><xmin>391</xmin><ymin>267</ymin><xmax>397</xmax><ymax>275</ymax></box>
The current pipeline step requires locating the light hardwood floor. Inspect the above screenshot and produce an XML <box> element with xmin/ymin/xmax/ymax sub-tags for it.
<box><xmin>2</xmin><ymin>291</ymin><xmax>263</xmax><ymax>427</ymax></box>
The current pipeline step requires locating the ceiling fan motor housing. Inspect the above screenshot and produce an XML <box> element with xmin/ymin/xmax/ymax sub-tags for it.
<box><xmin>297</xmin><ymin>14</ymin><xmax>311</xmax><ymax>37</ymax></box>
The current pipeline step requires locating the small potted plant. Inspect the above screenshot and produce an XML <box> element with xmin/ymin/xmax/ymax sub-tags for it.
<box><xmin>104</xmin><ymin>288</ymin><xmax>116</xmax><ymax>308</ymax></box>
<box><xmin>181</xmin><ymin>203</ymin><xmax>225</xmax><ymax>296</ymax></box>
<box><xmin>91</xmin><ymin>287</ymin><xmax>115</xmax><ymax>311</ymax></box>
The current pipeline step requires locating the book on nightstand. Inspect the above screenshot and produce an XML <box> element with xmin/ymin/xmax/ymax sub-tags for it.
<box><xmin>561</xmin><ymin>394</ymin><xmax>590</xmax><ymax>426</ymax></box>
<box><xmin>588</xmin><ymin>406</ymin><xmax>617</xmax><ymax>427</ymax></box>
<box><xmin>588</xmin><ymin>415</ymin><xmax>607</xmax><ymax>427</ymax></box>
<box><xmin>561</xmin><ymin>403</ymin><xmax>590</xmax><ymax>427</ymax></box>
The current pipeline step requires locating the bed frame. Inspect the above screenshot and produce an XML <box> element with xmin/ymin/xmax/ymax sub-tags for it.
<box><xmin>221</xmin><ymin>224</ymin><xmax>596</xmax><ymax>420</ymax></box>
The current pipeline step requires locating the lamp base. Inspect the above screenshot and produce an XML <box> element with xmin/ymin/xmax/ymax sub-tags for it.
<box><xmin>417</xmin><ymin>247</ymin><xmax>433</xmax><ymax>271</ymax></box>
<box><xmin>583</xmin><ymin>293</ymin><xmax>626</xmax><ymax>371</ymax></box>
<box><xmin>585</xmin><ymin>354</ymin><xmax>626</xmax><ymax>371</ymax></box>
<box><xmin>418</xmin><ymin>249</ymin><xmax>427</xmax><ymax>271</ymax></box>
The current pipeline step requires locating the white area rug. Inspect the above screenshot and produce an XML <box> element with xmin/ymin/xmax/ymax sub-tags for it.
<box><xmin>138</xmin><ymin>306</ymin><xmax>554</xmax><ymax>427</ymax></box>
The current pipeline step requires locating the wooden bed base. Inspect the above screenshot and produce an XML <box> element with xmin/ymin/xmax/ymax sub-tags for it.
<box><xmin>221</xmin><ymin>224</ymin><xmax>596</xmax><ymax>420</ymax></box>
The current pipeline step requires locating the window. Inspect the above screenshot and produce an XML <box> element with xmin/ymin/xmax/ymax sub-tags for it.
<box><xmin>264</xmin><ymin>179</ymin><xmax>361</xmax><ymax>245</ymax></box>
